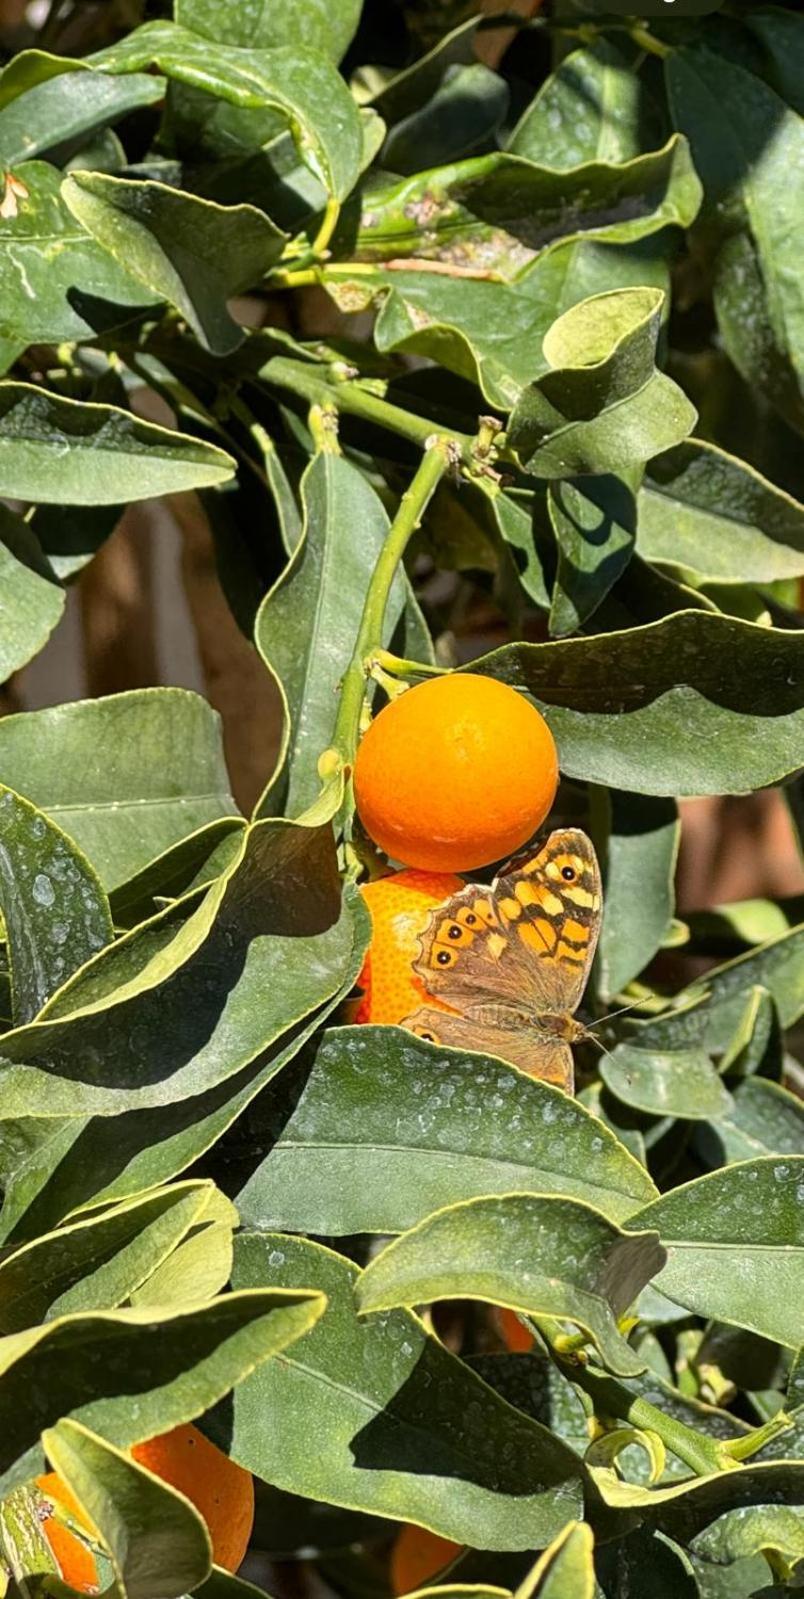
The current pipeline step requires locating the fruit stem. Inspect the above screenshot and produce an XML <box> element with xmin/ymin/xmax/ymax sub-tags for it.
<box><xmin>330</xmin><ymin>436</ymin><xmax>457</xmax><ymax>775</ymax></box>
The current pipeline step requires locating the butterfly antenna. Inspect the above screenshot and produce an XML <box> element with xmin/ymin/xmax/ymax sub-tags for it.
<box><xmin>589</xmin><ymin>996</ymin><xmax>650</xmax><ymax>1032</ymax></box>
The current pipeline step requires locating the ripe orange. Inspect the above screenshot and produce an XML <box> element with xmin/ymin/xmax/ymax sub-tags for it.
<box><xmin>390</xmin><ymin>1525</ymin><xmax>462</xmax><ymax>1594</ymax></box>
<box><xmin>131</xmin><ymin>1424</ymin><xmax>254</xmax><ymax>1573</ymax></box>
<box><xmin>353</xmin><ymin>674</ymin><xmax>558</xmax><ymax>873</ymax></box>
<box><xmin>495</xmin><ymin>1307</ymin><xmax>535</xmax><ymax>1353</ymax></box>
<box><xmin>36</xmin><ymin>1473</ymin><xmax>98</xmax><ymax>1593</ymax></box>
<box><xmin>35</xmin><ymin>1423</ymin><xmax>254</xmax><ymax>1586</ymax></box>
<box><xmin>355</xmin><ymin>869</ymin><xmax>463</xmax><ymax>1024</ymax></box>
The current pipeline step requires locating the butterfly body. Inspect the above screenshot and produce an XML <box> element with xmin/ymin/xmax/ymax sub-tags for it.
<box><xmin>401</xmin><ymin>828</ymin><xmax>601</xmax><ymax>1091</ymax></box>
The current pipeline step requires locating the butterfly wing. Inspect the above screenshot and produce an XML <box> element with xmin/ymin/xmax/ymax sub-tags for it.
<box><xmin>493</xmin><ymin>827</ymin><xmax>602</xmax><ymax>1015</ymax></box>
<box><xmin>410</xmin><ymin>828</ymin><xmax>602</xmax><ymax>1018</ymax></box>
<box><xmin>403</xmin><ymin>1006</ymin><xmax>574</xmax><ymax>1091</ymax></box>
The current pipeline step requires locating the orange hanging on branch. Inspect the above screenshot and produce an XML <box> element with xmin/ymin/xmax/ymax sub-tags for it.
<box><xmin>354</xmin><ymin>673</ymin><xmax>558</xmax><ymax>874</ymax></box>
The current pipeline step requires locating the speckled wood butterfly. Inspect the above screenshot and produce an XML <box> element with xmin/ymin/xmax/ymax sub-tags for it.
<box><xmin>402</xmin><ymin>828</ymin><xmax>602</xmax><ymax>1092</ymax></box>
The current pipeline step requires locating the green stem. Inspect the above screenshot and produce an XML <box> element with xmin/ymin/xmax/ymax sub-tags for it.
<box><xmin>330</xmin><ymin>436</ymin><xmax>456</xmax><ymax>770</ymax></box>
<box><xmin>312</xmin><ymin>196</ymin><xmax>341</xmax><ymax>257</ymax></box>
<box><xmin>259</xmin><ymin>354</ymin><xmax>477</xmax><ymax>465</ymax></box>
<box><xmin>628</xmin><ymin>24</ymin><xmax>671</xmax><ymax>58</ymax></box>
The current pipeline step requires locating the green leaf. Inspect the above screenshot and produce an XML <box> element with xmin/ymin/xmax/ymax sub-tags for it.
<box><xmin>637</xmin><ymin>440</ymin><xmax>804</xmax><ymax>583</ymax></box>
<box><xmin>595</xmin><ymin>791</ymin><xmax>679</xmax><ymax>1000</ymax></box>
<box><xmin>0</xmin><ymin>1287</ymin><xmax>323</xmax><ymax>1496</ymax></box>
<box><xmin>628</xmin><ymin>1157</ymin><xmax>804</xmax><ymax>1347</ymax></box>
<box><xmin>0</xmin><ymin>161</ymin><xmax>160</xmax><ymax>353</ymax></box>
<box><xmin>256</xmin><ymin>453</ymin><xmax>407</xmax><ymax>818</ymax></box>
<box><xmin>0</xmin><ymin>783</ymin><xmax>112</xmax><ymax>1025</ymax></box>
<box><xmin>548</xmin><ymin>475</ymin><xmax>636</xmax><ymax>635</ymax></box>
<box><xmin>748</xmin><ymin>8</ymin><xmax>804</xmax><ymax>115</ymax></box>
<box><xmin>28</xmin><ymin>502</ymin><xmax>123</xmax><ymax>582</ymax></box>
<box><xmin>476</xmin><ymin>612</ymin><xmax>804</xmax><ymax>795</ymax></box>
<box><xmin>509</xmin><ymin>40</ymin><xmax>659</xmax><ymax>168</ymax></box>
<box><xmin>0</xmin><ymin>889</ymin><xmax>367</xmax><ymax>1243</ymax></box>
<box><xmin>0</xmin><ymin>1181</ymin><xmax>229</xmax><ymax>1332</ymax></box>
<box><xmin>42</xmin><ymin>1420</ymin><xmax>211</xmax><ymax>1599</ymax></box>
<box><xmin>690</xmin><ymin>1502</ymin><xmax>804</xmax><ymax>1572</ymax></box>
<box><xmin>0</xmin><ymin>817</ymin><xmax>351</xmax><ymax>1117</ymax></box>
<box><xmin>382</xmin><ymin>64</ymin><xmax>509</xmax><ymax>175</ymax></box>
<box><xmin>361</xmin><ymin>235</ymin><xmax>674</xmax><ymax>412</ymax></box>
<box><xmin>697</xmin><ymin>1077</ymin><xmax>804</xmax><ymax>1166</ymax></box>
<box><xmin>108</xmin><ymin>819</ymin><xmax>246</xmax><ymax>930</ymax></box>
<box><xmin>508</xmin><ymin>288</ymin><xmax>696</xmax><ymax>478</ymax></box>
<box><xmin>0</xmin><ymin>505</ymin><xmax>64</xmax><ymax>679</ymax></box>
<box><xmin>351</xmin><ymin>136</ymin><xmax>701</xmax><ymax>279</ymax></box>
<box><xmin>236</xmin><ymin>1025</ymin><xmax>658</xmax><ymax>1235</ymax></box>
<box><xmin>0</xmin><ymin>689</ymin><xmax>237</xmax><ymax>890</ymax></box>
<box><xmin>629</xmin><ymin>924</ymin><xmax>804</xmax><ymax>1052</ymax></box>
<box><xmin>595</xmin><ymin>1527</ymin><xmax>699</xmax><ymax>1598</ymax></box>
<box><xmin>176</xmin><ymin>0</ymin><xmax>362</xmax><ymax>62</ymax></box>
<box><xmin>357</xmin><ymin>1194</ymin><xmax>665</xmax><ymax>1376</ymax></box>
<box><xmin>518</xmin><ymin>1522</ymin><xmax>595</xmax><ymax>1598</ymax></box>
<box><xmin>222</xmin><ymin>1232</ymin><xmax>585</xmax><ymax>1550</ymax></box>
<box><xmin>600</xmin><ymin>1045</ymin><xmax>733</xmax><ymax>1121</ymax></box>
<box><xmin>93</xmin><ymin>22</ymin><xmax>363</xmax><ymax>200</ymax></box>
<box><xmin>0</xmin><ymin>383</ymin><xmax>234</xmax><ymax>506</ymax></box>
<box><xmin>0</xmin><ymin>51</ymin><xmax>164</xmax><ymax>164</ymax></box>
<box><xmin>666</xmin><ymin>46</ymin><xmax>804</xmax><ymax>433</ymax></box>
<box><xmin>62</xmin><ymin>175</ymin><xmax>286</xmax><ymax>357</ymax></box>
<box><xmin>130</xmin><ymin>1188</ymin><xmax>236</xmax><ymax>1307</ymax></box>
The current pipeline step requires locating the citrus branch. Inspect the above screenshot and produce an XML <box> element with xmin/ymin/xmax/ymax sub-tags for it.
<box><xmin>325</xmin><ymin>436</ymin><xmax>457</xmax><ymax>782</ymax></box>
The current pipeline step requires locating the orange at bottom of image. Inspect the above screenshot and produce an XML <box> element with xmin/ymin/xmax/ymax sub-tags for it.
<box><xmin>37</xmin><ymin>1422</ymin><xmax>254</xmax><ymax>1590</ymax></box>
<box><xmin>391</xmin><ymin>1524</ymin><xmax>463</xmax><ymax>1595</ymax></box>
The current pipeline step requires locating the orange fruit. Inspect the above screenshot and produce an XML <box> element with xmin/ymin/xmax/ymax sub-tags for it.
<box><xmin>353</xmin><ymin>674</ymin><xmax>558</xmax><ymax>873</ymax></box>
<box><xmin>495</xmin><ymin>1307</ymin><xmax>535</xmax><ymax>1353</ymax></box>
<box><xmin>37</xmin><ymin>1473</ymin><xmax>98</xmax><ymax>1593</ymax></box>
<box><xmin>36</xmin><ymin>1423</ymin><xmax>254</xmax><ymax>1585</ymax></box>
<box><xmin>131</xmin><ymin>1424</ymin><xmax>254</xmax><ymax>1573</ymax></box>
<box><xmin>355</xmin><ymin>868</ymin><xmax>463</xmax><ymax>1024</ymax></box>
<box><xmin>390</xmin><ymin>1525</ymin><xmax>462</xmax><ymax>1594</ymax></box>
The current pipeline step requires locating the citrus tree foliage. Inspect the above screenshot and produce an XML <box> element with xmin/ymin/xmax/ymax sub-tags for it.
<box><xmin>0</xmin><ymin>0</ymin><xmax>803</xmax><ymax>1595</ymax></box>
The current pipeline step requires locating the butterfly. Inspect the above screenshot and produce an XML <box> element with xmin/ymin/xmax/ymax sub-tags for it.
<box><xmin>401</xmin><ymin>827</ymin><xmax>602</xmax><ymax>1092</ymax></box>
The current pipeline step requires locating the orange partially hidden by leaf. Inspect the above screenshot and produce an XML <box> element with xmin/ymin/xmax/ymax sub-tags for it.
<box><xmin>131</xmin><ymin>1423</ymin><xmax>254</xmax><ymax>1573</ymax></box>
<box><xmin>390</xmin><ymin>1524</ymin><xmax>462</xmax><ymax>1594</ymax></box>
<box><xmin>36</xmin><ymin>1472</ymin><xmax>99</xmax><ymax>1594</ymax></box>
<box><xmin>355</xmin><ymin>869</ymin><xmax>463</xmax><ymax>1025</ymax></box>
<box><xmin>37</xmin><ymin>1422</ymin><xmax>254</xmax><ymax>1585</ymax></box>
<box><xmin>495</xmin><ymin>1306</ymin><xmax>536</xmax><ymax>1353</ymax></box>
<box><xmin>353</xmin><ymin>673</ymin><xmax>558</xmax><ymax>873</ymax></box>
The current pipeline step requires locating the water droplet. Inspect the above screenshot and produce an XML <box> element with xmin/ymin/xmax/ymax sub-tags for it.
<box><xmin>32</xmin><ymin>873</ymin><xmax>55</xmax><ymax>907</ymax></box>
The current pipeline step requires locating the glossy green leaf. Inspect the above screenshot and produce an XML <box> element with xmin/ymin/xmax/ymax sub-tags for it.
<box><xmin>108</xmin><ymin>819</ymin><xmax>246</xmax><ymax>930</ymax></box>
<box><xmin>0</xmin><ymin>161</ymin><xmax>159</xmax><ymax>353</ymax></box>
<box><xmin>357</xmin><ymin>1194</ymin><xmax>665</xmax><ymax>1376</ymax></box>
<box><xmin>666</xmin><ymin>46</ymin><xmax>804</xmax><ymax>433</ymax></box>
<box><xmin>42</xmin><ymin>1420</ymin><xmax>211</xmax><ymax>1599</ymax></box>
<box><xmin>176</xmin><ymin>0</ymin><xmax>362</xmax><ymax>61</ymax></box>
<box><xmin>600</xmin><ymin>1045</ymin><xmax>733</xmax><ymax>1121</ymax></box>
<box><xmin>548</xmin><ymin>475</ymin><xmax>635</xmax><ymax>634</ymax></box>
<box><xmin>0</xmin><ymin>689</ymin><xmax>237</xmax><ymax>890</ymax></box>
<box><xmin>256</xmin><ymin>453</ymin><xmax>407</xmax><ymax>817</ymax></box>
<box><xmin>508</xmin><ymin>41</ymin><xmax>658</xmax><ymax>168</ymax></box>
<box><xmin>0</xmin><ymin>1180</ymin><xmax>230</xmax><ymax>1331</ymax></box>
<box><xmin>28</xmin><ymin>502</ymin><xmax>123</xmax><ymax>582</ymax></box>
<box><xmin>0</xmin><ymin>783</ymin><xmax>112</xmax><ymax>1024</ymax></box>
<box><xmin>637</xmin><ymin>439</ymin><xmax>804</xmax><ymax>583</ymax></box>
<box><xmin>0</xmin><ymin>505</ymin><xmax>64</xmax><ymax>680</ymax></box>
<box><xmin>235</xmin><ymin>1025</ymin><xmax>657</xmax><ymax>1235</ymax></box>
<box><xmin>0</xmin><ymin>52</ymin><xmax>164</xmax><ymax>165</ymax></box>
<box><xmin>628</xmin><ymin>924</ymin><xmax>804</xmax><ymax>1053</ymax></box>
<box><xmin>747</xmin><ymin>9</ymin><xmax>804</xmax><ymax>114</ymax></box>
<box><xmin>130</xmin><ymin>1189</ymin><xmax>236</xmax><ymax>1307</ymax></box>
<box><xmin>0</xmin><ymin>890</ymin><xmax>367</xmax><ymax>1243</ymax></box>
<box><xmin>518</xmin><ymin>1522</ymin><xmax>594</xmax><ymax>1598</ymax></box>
<box><xmin>93</xmin><ymin>22</ymin><xmax>363</xmax><ymax>200</ymax></box>
<box><xmin>0</xmin><ymin>1287</ymin><xmax>323</xmax><ymax>1495</ymax></box>
<box><xmin>508</xmin><ymin>288</ymin><xmax>696</xmax><ymax>477</ymax></box>
<box><xmin>0</xmin><ymin>816</ymin><xmax>351</xmax><ymax>1117</ymax></box>
<box><xmin>366</xmin><ymin>17</ymin><xmax>480</xmax><ymax>126</ymax></box>
<box><xmin>477</xmin><ymin>612</ymin><xmax>804</xmax><ymax>795</ymax></box>
<box><xmin>382</xmin><ymin>64</ymin><xmax>509</xmax><ymax>175</ymax></box>
<box><xmin>690</xmin><ymin>1502</ymin><xmax>804</xmax><ymax>1571</ymax></box>
<box><xmin>0</xmin><ymin>383</ymin><xmax>234</xmax><ymax>506</ymax></box>
<box><xmin>697</xmin><ymin>1077</ymin><xmax>804</xmax><ymax>1167</ymax></box>
<box><xmin>351</xmin><ymin>136</ymin><xmax>701</xmax><ymax>279</ymax></box>
<box><xmin>365</xmin><ymin>235</ymin><xmax>674</xmax><ymax>411</ymax></box>
<box><xmin>595</xmin><ymin>791</ymin><xmax>679</xmax><ymax>1000</ymax></box>
<box><xmin>222</xmin><ymin>1232</ymin><xmax>585</xmax><ymax>1550</ymax></box>
<box><xmin>628</xmin><ymin>1157</ymin><xmax>804</xmax><ymax>1347</ymax></box>
<box><xmin>63</xmin><ymin>175</ymin><xmax>285</xmax><ymax>356</ymax></box>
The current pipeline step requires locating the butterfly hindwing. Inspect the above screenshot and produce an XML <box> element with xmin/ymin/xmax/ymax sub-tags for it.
<box><xmin>404</xmin><ymin>1006</ymin><xmax>574</xmax><ymax>1091</ymax></box>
